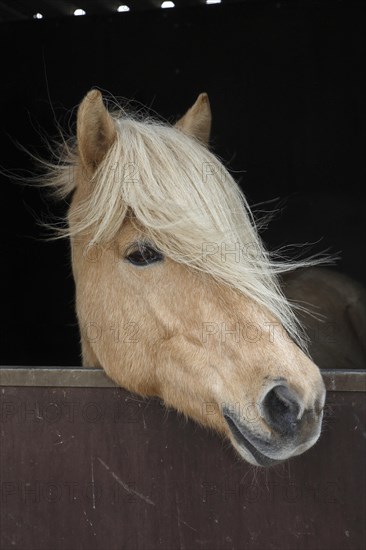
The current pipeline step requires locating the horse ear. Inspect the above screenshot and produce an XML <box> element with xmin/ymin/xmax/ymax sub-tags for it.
<box><xmin>77</xmin><ymin>89</ymin><xmax>117</xmax><ymax>172</ymax></box>
<box><xmin>175</xmin><ymin>93</ymin><xmax>211</xmax><ymax>146</ymax></box>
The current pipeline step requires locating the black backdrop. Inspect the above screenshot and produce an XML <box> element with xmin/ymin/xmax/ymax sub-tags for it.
<box><xmin>1</xmin><ymin>0</ymin><xmax>365</xmax><ymax>365</ymax></box>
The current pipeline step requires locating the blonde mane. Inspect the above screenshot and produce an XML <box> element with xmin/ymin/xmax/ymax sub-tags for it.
<box><xmin>44</xmin><ymin>109</ymin><xmax>320</xmax><ymax>350</ymax></box>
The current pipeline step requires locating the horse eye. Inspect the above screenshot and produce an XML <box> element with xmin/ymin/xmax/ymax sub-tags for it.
<box><xmin>125</xmin><ymin>244</ymin><xmax>163</xmax><ymax>266</ymax></box>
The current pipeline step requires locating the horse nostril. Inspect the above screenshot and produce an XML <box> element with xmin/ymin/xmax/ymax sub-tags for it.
<box><xmin>262</xmin><ymin>384</ymin><xmax>302</xmax><ymax>436</ymax></box>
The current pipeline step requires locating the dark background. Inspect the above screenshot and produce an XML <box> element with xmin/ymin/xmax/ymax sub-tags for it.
<box><xmin>0</xmin><ymin>0</ymin><xmax>365</xmax><ymax>366</ymax></box>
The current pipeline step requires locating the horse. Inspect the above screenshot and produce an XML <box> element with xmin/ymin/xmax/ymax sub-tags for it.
<box><xmin>282</xmin><ymin>268</ymin><xmax>366</xmax><ymax>369</ymax></box>
<box><xmin>42</xmin><ymin>89</ymin><xmax>364</xmax><ymax>467</ymax></box>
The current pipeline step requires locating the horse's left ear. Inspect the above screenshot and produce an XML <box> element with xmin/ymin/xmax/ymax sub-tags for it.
<box><xmin>77</xmin><ymin>89</ymin><xmax>117</xmax><ymax>172</ymax></box>
<box><xmin>175</xmin><ymin>93</ymin><xmax>211</xmax><ymax>146</ymax></box>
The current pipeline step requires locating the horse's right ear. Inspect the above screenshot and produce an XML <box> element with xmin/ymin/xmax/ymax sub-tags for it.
<box><xmin>77</xmin><ymin>89</ymin><xmax>117</xmax><ymax>172</ymax></box>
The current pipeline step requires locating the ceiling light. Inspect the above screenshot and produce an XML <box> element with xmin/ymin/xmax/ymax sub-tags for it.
<box><xmin>33</xmin><ymin>13</ymin><xmax>43</xmax><ymax>19</ymax></box>
<box><xmin>117</xmin><ymin>5</ymin><xmax>130</xmax><ymax>12</ymax></box>
<box><xmin>161</xmin><ymin>1</ymin><xmax>175</xmax><ymax>8</ymax></box>
<box><xmin>74</xmin><ymin>9</ymin><xmax>86</xmax><ymax>16</ymax></box>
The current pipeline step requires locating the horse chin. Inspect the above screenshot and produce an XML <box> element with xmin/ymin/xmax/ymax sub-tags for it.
<box><xmin>225</xmin><ymin>416</ymin><xmax>283</xmax><ymax>467</ymax></box>
<box><xmin>224</xmin><ymin>411</ymin><xmax>324</xmax><ymax>468</ymax></box>
<box><xmin>232</xmin><ymin>443</ymin><xmax>283</xmax><ymax>467</ymax></box>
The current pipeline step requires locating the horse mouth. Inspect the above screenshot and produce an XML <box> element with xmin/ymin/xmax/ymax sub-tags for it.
<box><xmin>224</xmin><ymin>413</ymin><xmax>283</xmax><ymax>467</ymax></box>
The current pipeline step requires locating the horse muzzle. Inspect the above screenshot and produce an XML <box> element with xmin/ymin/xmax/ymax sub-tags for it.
<box><xmin>223</xmin><ymin>380</ymin><xmax>326</xmax><ymax>466</ymax></box>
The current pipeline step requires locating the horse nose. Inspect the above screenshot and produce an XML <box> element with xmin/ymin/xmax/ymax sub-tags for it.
<box><xmin>261</xmin><ymin>383</ymin><xmax>303</xmax><ymax>436</ymax></box>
